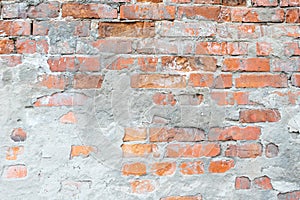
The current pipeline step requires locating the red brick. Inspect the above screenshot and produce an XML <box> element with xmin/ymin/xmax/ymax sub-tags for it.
<box><xmin>34</xmin><ymin>93</ymin><xmax>88</xmax><ymax>107</ymax></box>
<box><xmin>39</xmin><ymin>75</ymin><xmax>69</xmax><ymax>90</ymax></box>
<box><xmin>220</xmin><ymin>0</ymin><xmax>246</xmax><ymax>5</ymax></box>
<box><xmin>99</xmin><ymin>22</ymin><xmax>155</xmax><ymax>38</ymax></box>
<box><xmin>265</xmin><ymin>143</ymin><xmax>279</xmax><ymax>158</ymax></box>
<box><xmin>0</xmin><ymin>55</ymin><xmax>22</xmax><ymax>67</ymax></box>
<box><xmin>27</xmin><ymin>2</ymin><xmax>60</xmax><ymax>19</ymax></box>
<box><xmin>281</xmin><ymin>0</ymin><xmax>300</xmax><ymax>6</ymax></box>
<box><xmin>208</xmin><ymin>159</ymin><xmax>235</xmax><ymax>173</ymax></box>
<box><xmin>2</xmin><ymin>3</ymin><xmax>27</xmax><ymax>19</ymax></box>
<box><xmin>231</xmin><ymin>8</ymin><xmax>284</xmax><ymax>22</ymax></box>
<box><xmin>180</xmin><ymin>161</ymin><xmax>204</xmax><ymax>175</ymax></box>
<box><xmin>3</xmin><ymin>165</ymin><xmax>27</xmax><ymax>179</ymax></box>
<box><xmin>0</xmin><ymin>39</ymin><xmax>14</xmax><ymax>54</ymax></box>
<box><xmin>122</xmin><ymin>162</ymin><xmax>147</xmax><ymax>176</ymax></box>
<box><xmin>223</xmin><ymin>58</ymin><xmax>270</xmax><ymax>72</ymax></box>
<box><xmin>253</xmin><ymin>176</ymin><xmax>273</xmax><ymax>190</ymax></box>
<box><xmin>256</xmin><ymin>42</ymin><xmax>272</xmax><ymax>56</ymax></box>
<box><xmin>278</xmin><ymin>191</ymin><xmax>300</xmax><ymax>200</ymax></box>
<box><xmin>70</xmin><ymin>145</ymin><xmax>96</xmax><ymax>159</ymax></box>
<box><xmin>210</xmin><ymin>91</ymin><xmax>249</xmax><ymax>105</ymax></box>
<box><xmin>194</xmin><ymin>0</ymin><xmax>220</xmax><ymax>3</ymax></box>
<box><xmin>292</xmin><ymin>74</ymin><xmax>300</xmax><ymax>87</ymax></box>
<box><xmin>161</xmin><ymin>56</ymin><xmax>217</xmax><ymax>72</ymax></box>
<box><xmin>166</xmin><ymin>143</ymin><xmax>221</xmax><ymax>158</ymax></box>
<box><xmin>131</xmin><ymin>74</ymin><xmax>186</xmax><ymax>89</ymax></box>
<box><xmin>225</xmin><ymin>143</ymin><xmax>262</xmax><ymax>158</ymax></box>
<box><xmin>77</xmin><ymin>56</ymin><xmax>101</xmax><ymax>72</ymax></box>
<box><xmin>236</xmin><ymin>25</ymin><xmax>262</xmax><ymax>39</ymax></box>
<box><xmin>11</xmin><ymin>128</ymin><xmax>27</xmax><ymax>142</ymax></box>
<box><xmin>122</xmin><ymin>144</ymin><xmax>156</xmax><ymax>157</ymax></box>
<box><xmin>151</xmin><ymin>162</ymin><xmax>176</xmax><ymax>176</ymax></box>
<box><xmin>73</xmin><ymin>74</ymin><xmax>103</xmax><ymax>89</ymax></box>
<box><xmin>130</xmin><ymin>180</ymin><xmax>155</xmax><ymax>194</ymax></box>
<box><xmin>6</xmin><ymin>146</ymin><xmax>24</xmax><ymax>160</ymax></box>
<box><xmin>227</xmin><ymin>42</ymin><xmax>248</xmax><ymax>55</ymax></box>
<box><xmin>177</xmin><ymin>6</ymin><xmax>221</xmax><ymax>21</ymax></box>
<box><xmin>189</xmin><ymin>73</ymin><xmax>214</xmax><ymax>87</ymax></box>
<box><xmin>48</xmin><ymin>56</ymin><xmax>77</xmax><ymax>72</ymax></box>
<box><xmin>286</xmin><ymin>9</ymin><xmax>300</xmax><ymax>23</ymax></box>
<box><xmin>59</xmin><ymin>112</ymin><xmax>77</xmax><ymax>124</ymax></box>
<box><xmin>235</xmin><ymin>74</ymin><xmax>287</xmax><ymax>88</ymax></box>
<box><xmin>62</xmin><ymin>3</ymin><xmax>117</xmax><ymax>19</ymax></box>
<box><xmin>235</xmin><ymin>176</ymin><xmax>251</xmax><ymax>190</ymax></box>
<box><xmin>153</xmin><ymin>93</ymin><xmax>177</xmax><ymax>106</ymax></box>
<box><xmin>252</xmin><ymin>0</ymin><xmax>278</xmax><ymax>6</ymax></box>
<box><xmin>106</xmin><ymin>57</ymin><xmax>135</xmax><ymax>70</ymax></box>
<box><xmin>16</xmin><ymin>39</ymin><xmax>48</xmax><ymax>54</ymax></box>
<box><xmin>123</xmin><ymin>128</ymin><xmax>147</xmax><ymax>142</ymax></box>
<box><xmin>196</xmin><ymin>42</ymin><xmax>227</xmax><ymax>55</ymax></box>
<box><xmin>120</xmin><ymin>5</ymin><xmax>175</xmax><ymax>20</ymax></box>
<box><xmin>208</xmin><ymin>126</ymin><xmax>261</xmax><ymax>141</ymax></box>
<box><xmin>137</xmin><ymin>0</ymin><xmax>163</xmax><ymax>2</ymax></box>
<box><xmin>240</xmin><ymin>109</ymin><xmax>281</xmax><ymax>123</ymax></box>
<box><xmin>149</xmin><ymin>127</ymin><xmax>205</xmax><ymax>142</ymax></box>
<box><xmin>161</xmin><ymin>196</ymin><xmax>202</xmax><ymax>200</ymax></box>
<box><xmin>0</xmin><ymin>20</ymin><xmax>31</xmax><ymax>36</ymax></box>
<box><xmin>138</xmin><ymin>57</ymin><xmax>158</xmax><ymax>72</ymax></box>
<box><xmin>214</xmin><ymin>74</ymin><xmax>232</xmax><ymax>89</ymax></box>
<box><xmin>285</xmin><ymin>42</ymin><xmax>300</xmax><ymax>56</ymax></box>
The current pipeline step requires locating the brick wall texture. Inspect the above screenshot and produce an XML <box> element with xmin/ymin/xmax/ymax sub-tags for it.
<box><xmin>0</xmin><ymin>0</ymin><xmax>300</xmax><ymax>199</ymax></box>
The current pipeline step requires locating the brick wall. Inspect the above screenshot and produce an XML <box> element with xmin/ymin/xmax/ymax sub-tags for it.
<box><xmin>0</xmin><ymin>0</ymin><xmax>299</xmax><ymax>199</ymax></box>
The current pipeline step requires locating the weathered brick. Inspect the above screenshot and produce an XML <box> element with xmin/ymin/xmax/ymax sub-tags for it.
<box><xmin>11</xmin><ymin>128</ymin><xmax>27</xmax><ymax>142</ymax></box>
<box><xmin>256</xmin><ymin>42</ymin><xmax>272</xmax><ymax>56</ymax></box>
<box><xmin>177</xmin><ymin>94</ymin><xmax>204</xmax><ymax>105</ymax></box>
<box><xmin>123</xmin><ymin>128</ymin><xmax>147</xmax><ymax>141</ymax></box>
<box><xmin>153</xmin><ymin>93</ymin><xmax>177</xmax><ymax>106</ymax></box>
<box><xmin>151</xmin><ymin>162</ymin><xmax>176</xmax><ymax>176</ymax></box>
<box><xmin>2</xmin><ymin>3</ymin><xmax>27</xmax><ymax>19</ymax></box>
<box><xmin>122</xmin><ymin>162</ymin><xmax>147</xmax><ymax>176</ymax></box>
<box><xmin>223</xmin><ymin>58</ymin><xmax>270</xmax><ymax>72</ymax></box>
<box><xmin>48</xmin><ymin>56</ymin><xmax>77</xmax><ymax>72</ymax></box>
<box><xmin>38</xmin><ymin>75</ymin><xmax>69</xmax><ymax>90</ymax></box>
<box><xmin>130</xmin><ymin>180</ymin><xmax>155</xmax><ymax>194</ymax></box>
<box><xmin>70</xmin><ymin>145</ymin><xmax>96</xmax><ymax>159</ymax></box>
<box><xmin>235</xmin><ymin>176</ymin><xmax>251</xmax><ymax>190</ymax></box>
<box><xmin>161</xmin><ymin>195</ymin><xmax>202</xmax><ymax>200</ymax></box>
<box><xmin>286</xmin><ymin>9</ymin><xmax>300</xmax><ymax>23</ymax></box>
<box><xmin>208</xmin><ymin>126</ymin><xmax>261</xmax><ymax>141</ymax></box>
<box><xmin>136</xmin><ymin>39</ymin><xmax>179</xmax><ymax>54</ymax></box>
<box><xmin>235</xmin><ymin>74</ymin><xmax>287</xmax><ymax>88</ymax></box>
<box><xmin>59</xmin><ymin>112</ymin><xmax>77</xmax><ymax>124</ymax></box>
<box><xmin>73</xmin><ymin>74</ymin><xmax>103</xmax><ymax>89</ymax></box>
<box><xmin>27</xmin><ymin>2</ymin><xmax>60</xmax><ymax>19</ymax></box>
<box><xmin>77</xmin><ymin>39</ymin><xmax>132</xmax><ymax>54</ymax></box>
<box><xmin>122</xmin><ymin>144</ymin><xmax>156</xmax><ymax>157</ymax></box>
<box><xmin>231</xmin><ymin>8</ymin><xmax>284</xmax><ymax>22</ymax></box>
<box><xmin>62</xmin><ymin>3</ymin><xmax>117</xmax><ymax>19</ymax></box>
<box><xmin>0</xmin><ymin>55</ymin><xmax>22</xmax><ymax>67</ymax></box>
<box><xmin>149</xmin><ymin>127</ymin><xmax>205</xmax><ymax>142</ymax></box>
<box><xmin>0</xmin><ymin>20</ymin><xmax>31</xmax><ymax>36</ymax></box>
<box><xmin>285</xmin><ymin>42</ymin><xmax>300</xmax><ymax>56</ymax></box>
<box><xmin>253</xmin><ymin>176</ymin><xmax>273</xmax><ymax>190</ymax></box>
<box><xmin>3</xmin><ymin>165</ymin><xmax>27</xmax><ymax>179</ymax></box>
<box><xmin>6</xmin><ymin>146</ymin><xmax>24</xmax><ymax>160</ymax></box>
<box><xmin>214</xmin><ymin>74</ymin><xmax>232</xmax><ymax>89</ymax></box>
<box><xmin>99</xmin><ymin>22</ymin><xmax>155</xmax><ymax>38</ymax></box>
<box><xmin>281</xmin><ymin>0</ymin><xmax>300</xmax><ymax>7</ymax></box>
<box><xmin>240</xmin><ymin>109</ymin><xmax>281</xmax><ymax>123</ymax></box>
<box><xmin>177</xmin><ymin>6</ymin><xmax>221</xmax><ymax>21</ymax></box>
<box><xmin>76</xmin><ymin>56</ymin><xmax>101</xmax><ymax>72</ymax></box>
<box><xmin>0</xmin><ymin>39</ymin><xmax>14</xmax><ymax>54</ymax></box>
<box><xmin>179</xmin><ymin>161</ymin><xmax>204</xmax><ymax>175</ymax></box>
<box><xmin>252</xmin><ymin>0</ymin><xmax>278</xmax><ymax>6</ymax></box>
<box><xmin>196</xmin><ymin>42</ymin><xmax>227</xmax><ymax>55</ymax></box>
<box><xmin>166</xmin><ymin>143</ymin><xmax>221</xmax><ymax>158</ymax></box>
<box><xmin>210</xmin><ymin>91</ymin><xmax>249</xmax><ymax>105</ymax></box>
<box><xmin>34</xmin><ymin>93</ymin><xmax>88</xmax><ymax>107</ymax></box>
<box><xmin>138</xmin><ymin>57</ymin><xmax>158</xmax><ymax>72</ymax></box>
<box><xmin>272</xmin><ymin>58</ymin><xmax>300</xmax><ymax>72</ymax></box>
<box><xmin>278</xmin><ymin>191</ymin><xmax>300</xmax><ymax>200</ymax></box>
<box><xmin>265</xmin><ymin>143</ymin><xmax>279</xmax><ymax>158</ymax></box>
<box><xmin>16</xmin><ymin>39</ymin><xmax>48</xmax><ymax>54</ymax></box>
<box><xmin>189</xmin><ymin>73</ymin><xmax>214</xmax><ymax>87</ymax></box>
<box><xmin>131</xmin><ymin>74</ymin><xmax>186</xmax><ymax>89</ymax></box>
<box><xmin>120</xmin><ymin>5</ymin><xmax>175</xmax><ymax>20</ymax></box>
<box><xmin>268</xmin><ymin>25</ymin><xmax>300</xmax><ymax>39</ymax></box>
<box><xmin>225</xmin><ymin>143</ymin><xmax>262</xmax><ymax>158</ymax></box>
<box><xmin>106</xmin><ymin>57</ymin><xmax>135</xmax><ymax>70</ymax></box>
<box><xmin>292</xmin><ymin>73</ymin><xmax>300</xmax><ymax>87</ymax></box>
<box><xmin>208</xmin><ymin>159</ymin><xmax>235</xmax><ymax>173</ymax></box>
